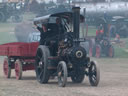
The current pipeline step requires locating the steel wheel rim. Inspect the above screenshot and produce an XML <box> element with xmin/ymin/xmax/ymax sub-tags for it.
<box><xmin>15</xmin><ymin>60</ymin><xmax>22</xmax><ymax>80</ymax></box>
<box><xmin>58</xmin><ymin>65</ymin><xmax>64</xmax><ymax>86</ymax></box>
<box><xmin>35</xmin><ymin>49</ymin><xmax>45</xmax><ymax>82</ymax></box>
<box><xmin>89</xmin><ymin>61</ymin><xmax>100</xmax><ymax>86</ymax></box>
<box><xmin>15</xmin><ymin>62</ymin><xmax>20</xmax><ymax>79</ymax></box>
<box><xmin>89</xmin><ymin>64</ymin><xmax>97</xmax><ymax>83</ymax></box>
<box><xmin>57</xmin><ymin>61</ymin><xmax>67</xmax><ymax>87</ymax></box>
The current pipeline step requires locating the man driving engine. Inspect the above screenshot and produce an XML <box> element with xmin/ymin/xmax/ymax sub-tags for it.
<box><xmin>35</xmin><ymin>17</ymin><xmax>65</xmax><ymax>45</ymax></box>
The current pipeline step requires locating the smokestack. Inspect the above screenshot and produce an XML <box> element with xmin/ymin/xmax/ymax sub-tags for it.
<box><xmin>72</xmin><ymin>7</ymin><xmax>80</xmax><ymax>39</ymax></box>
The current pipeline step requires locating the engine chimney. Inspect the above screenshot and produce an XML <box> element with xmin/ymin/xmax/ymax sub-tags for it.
<box><xmin>72</xmin><ymin>7</ymin><xmax>80</xmax><ymax>40</ymax></box>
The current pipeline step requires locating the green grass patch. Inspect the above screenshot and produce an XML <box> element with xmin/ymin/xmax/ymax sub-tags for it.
<box><xmin>23</xmin><ymin>12</ymin><xmax>36</xmax><ymax>21</ymax></box>
<box><xmin>87</xmin><ymin>26</ymin><xmax>96</xmax><ymax>36</ymax></box>
<box><xmin>0</xmin><ymin>23</ymin><xmax>16</xmax><ymax>32</ymax></box>
<box><xmin>0</xmin><ymin>22</ymin><xmax>17</xmax><ymax>44</ymax></box>
<box><xmin>114</xmin><ymin>46</ymin><xmax>128</xmax><ymax>58</ymax></box>
<box><xmin>0</xmin><ymin>12</ymin><xmax>36</xmax><ymax>44</ymax></box>
<box><xmin>111</xmin><ymin>38</ymin><xmax>128</xmax><ymax>58</ymax></box>
<box><xmin>0</xmin><ymin>31</ymin><xmax>17</xmax><ymax>44</ymax></box>
<box><xmin>80</xmin><ymin>26</ymin><xmax>96</xmax><ymax>38</ymax></box>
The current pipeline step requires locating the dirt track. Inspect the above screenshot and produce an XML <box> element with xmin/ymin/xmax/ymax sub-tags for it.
<box><xmin>0</xmin><ymin>57</ymin><xmax>128</xmax><ymax>96</ymax></box>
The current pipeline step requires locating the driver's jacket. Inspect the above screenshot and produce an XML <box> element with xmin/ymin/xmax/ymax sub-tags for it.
<box><xmin>95</xmin><ymin>29</ymin><xmax>104</xmax><ymax>43</ymax></box>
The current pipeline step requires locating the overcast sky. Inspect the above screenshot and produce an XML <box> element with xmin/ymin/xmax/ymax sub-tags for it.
<box><xmin>43</xmin><ymin>0</ymin><xmax>56</xmax><ymax>3</ymax></box>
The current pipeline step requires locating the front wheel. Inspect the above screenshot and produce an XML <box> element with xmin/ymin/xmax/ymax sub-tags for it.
<box><xmin>88</xmin><ymin>61</ymin><xmax>100</xmax><ymax>86</ymax></box>
<box><xmin>0</xmin><ymin>12</ymin><xmax>5</xmax><ymax>22</ymax></box>
<box><xmin>57</xmin><ymin>61</ymin><xmax>67</xmax><ymax>87</ymax></box>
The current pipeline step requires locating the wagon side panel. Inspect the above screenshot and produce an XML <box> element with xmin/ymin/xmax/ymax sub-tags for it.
<box><xmin>0</xmin><ymin>45</ymin><xmax>9</xmax><ymax>56</ymax></box>
<box><xmin>8</xmin><ymin>44</ymin><xmax>29</xmax><ymax>57</ymax></box>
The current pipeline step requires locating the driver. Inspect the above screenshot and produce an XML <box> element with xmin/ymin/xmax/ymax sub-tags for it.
<box><xmin>35</xmin><ymin>24</ymin><xmax>48</xmax><ymax>45</ymax></box>
<box><xmin>56</xmin><ymin>18</ymin><xmax>65</xmax><ymax>35</ymax></box>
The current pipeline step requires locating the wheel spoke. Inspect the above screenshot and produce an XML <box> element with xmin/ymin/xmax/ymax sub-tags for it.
<box><xmin>89</xmin><ymin>61</ymin><xmax>100</xmax><ymax>86</ymax></box>
<box><xmin>39</xmin><ymin>69</ymin><xmax>44</xmax><ymax>79</ymax></box>
<box><xmin>92</xmin><ymin>75</ymin><xmax>96</xmax><ymax>81</ymax></box>
<box><xmin>36</xmin><ymin>55</ymin><xmax>41</xmax><ymax>60</ymax></box>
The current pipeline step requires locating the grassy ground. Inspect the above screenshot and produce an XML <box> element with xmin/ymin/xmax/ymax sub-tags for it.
<box><xmin>0</xmin><ymin>12</ymin><xmax>35</xmax><ymax>45</ymax></box>
<box><xmin>113</xmin><ymin>39</ymin><xmax>128</xmax><ymax>58</ymax></box>
<box><xmin>87</xmin><ymin>26</ymin><xmax>97</xmax><ymax>36</ymax></box>
<box><xmin>114</xmin><ymin>46</ymin><xmax>128</xmax><ymax>58</ymax></box>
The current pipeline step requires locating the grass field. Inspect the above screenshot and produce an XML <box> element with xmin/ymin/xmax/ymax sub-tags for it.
<box><xmin>0</xmin><ymin>12</ymin><xmax>35</xmax><ymax>44</ymax></box>
<box><xmin>0</xmin><ymin>13</ymin><xmax>128</xmax><ymax>58</ymax></box>
<box><xmin>0</xmin><ymin>23</ymin><xmax>17</xmax><ymax>44</ymax></box>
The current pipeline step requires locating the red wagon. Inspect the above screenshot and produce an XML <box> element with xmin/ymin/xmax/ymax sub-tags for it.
<box><xmin>0</xmin><ymin>42</ymin><xmax>39</xmax><ymax>80</ymax></box>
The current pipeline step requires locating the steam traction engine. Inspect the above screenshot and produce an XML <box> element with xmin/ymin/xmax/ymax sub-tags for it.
<box><xmin>34</xmin><ymin>7</ymin><xmax>100</xmax><ymax>87</ymax></box>
<box><xmin>89</xmin><ymin>17</ymin><xmax>114</xmax><ymax>58</ymax></box>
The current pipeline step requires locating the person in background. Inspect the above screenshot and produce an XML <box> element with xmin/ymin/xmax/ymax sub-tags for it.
<box><xmin>114</xmin><ymin>33</ymin><xmax>120</xmax><ymax>43</ymax></box>
<box><xmin>95</xmin><ymin>24</ymin><xmax>104</xmax><ymax>43</ymax></box>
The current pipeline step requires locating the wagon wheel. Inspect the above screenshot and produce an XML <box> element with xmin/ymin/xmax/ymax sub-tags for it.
<box><xmin>57</xmin><ymin>61</ymin><xmax>67</xmax><ymax>87</ymax></box>
<box><xmin>95</xmin><ymin>45</ymin><xmax>101</xmax><ymax>58</ymax></box>
<box><xmin>12</xmin><ymin>15</ymin><xmax>23</xmax><ymax>23</ymax></box>
<box><xmin>3</xmin><ymin>58</ymin><xmax>11</xmax><ymax>78</ymax></box>
<box><xmin>108</xmin><ymin>46</ymin><xmax>114</xmax><ymax>57</ymax></box>
<box><xmin>15</xmin><ymin>60</ymin><xmax>22</xmax><ymax>80</ymax></box>
<box><xmin>35</xmin><ymin>45</ymin><xmax>50</xmax><ymax>84</ymax></box>
<box><xmin>88</xmin><ymin>61</ymin><xmax>100</xmax><ymax>86</ymax></box>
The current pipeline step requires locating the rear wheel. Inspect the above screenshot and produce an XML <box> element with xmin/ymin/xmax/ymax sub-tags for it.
<box><xmin>89</xmin><ymin>61</ymin><xmax>100</xmax><ymax>86</ymax></box>
<box><xmin>12</xmin><ymin>15</ymin><xmax>23</xmax><ymax>23</ymax></box>
<box><xmin>3</xmin><ymin>58</ymin><xmax>11</xmax><ymax>78</ymax></box>
<box><xmin>15</xmin><ymin>60</ymin><xmax>22</xmax><ymax>80</ymax></box>
<box><xmin>57</xmin><ymin>61</ymin><xmax>67</xmax><ymax>87</ymax></box>
<box><xmin>35</xmin><ymin>45</ymin><xmax>50</xmax><ymax>84</ymax></box>
<box><xmin>108</xmin><ymin>46</ymin><xmax>114</xmax><ymax>57</ymax></box>
<box><xmin>95</xmin><ymin>45</ymin><xmax>101</xmax><ymax>58</ymax></box>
